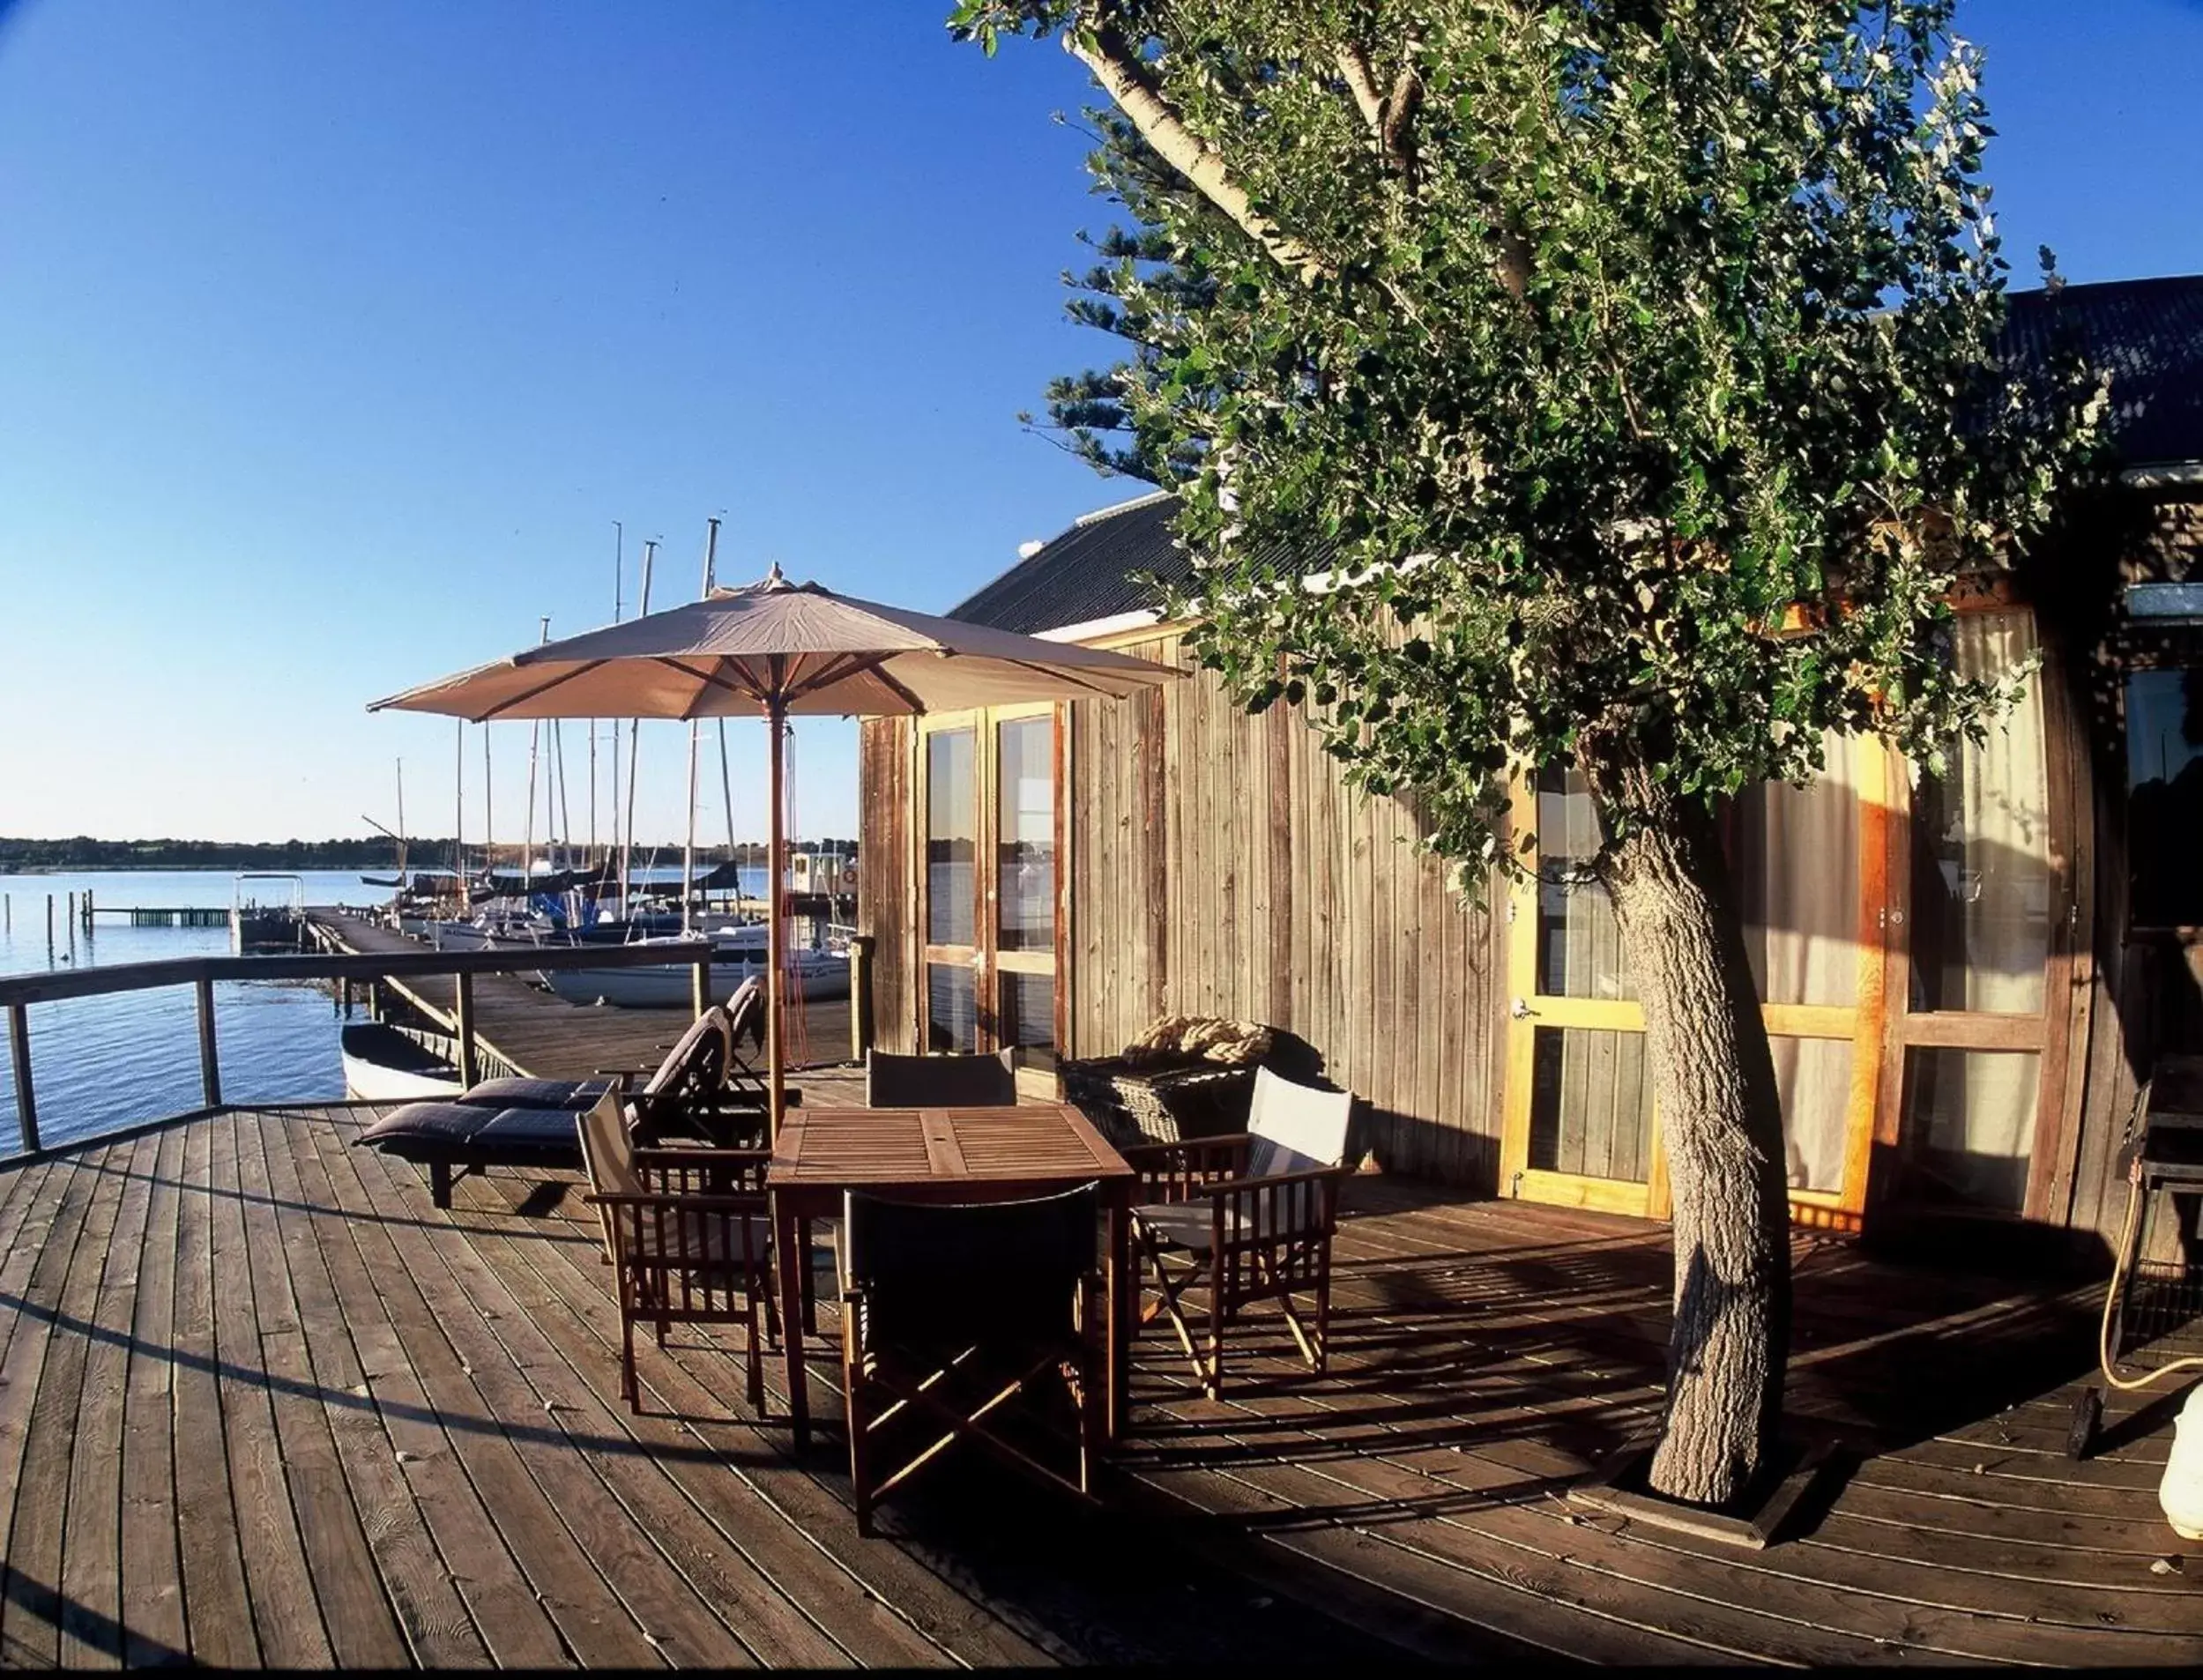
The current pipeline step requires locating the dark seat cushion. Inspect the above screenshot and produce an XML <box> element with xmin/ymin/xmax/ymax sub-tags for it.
<box><xmin>451</xmin><ymin>1076</ymin><xmax>614</xmax><ymax>1111</ymax></box>
<box><xmin>358</xmin><ymin>1101</ymin><xmax>582</xmax><ymax>1164</ymax></box>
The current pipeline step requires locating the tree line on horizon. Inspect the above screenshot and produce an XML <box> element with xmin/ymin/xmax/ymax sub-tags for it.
<box><xmin>0</xmin><ymin>836</ymin><xmax>859</xmax><ymax>872</ymax></box>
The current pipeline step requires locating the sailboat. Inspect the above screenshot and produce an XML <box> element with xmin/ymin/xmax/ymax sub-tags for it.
<box><xmin>538</xmin><ymin>918</ymin><xmax>850</xmax><ymax>1007</ymax></box>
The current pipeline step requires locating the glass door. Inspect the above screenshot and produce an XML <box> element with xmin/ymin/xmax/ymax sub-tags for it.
<box><xmin>1877</xmin><ymin>607</ymin><xmax>2074</xmax><ymax>1225</ymax></box>
<box><xmin>1500</xmin><ymin>737</ymin><xmax>1892</xmax><ymax>1227</ymax></box>
<box><xmin>1499</xmin><ymin>764</ymin><xmax>1666</xmax><ymax>1216</ymax></box>
<box><xmin>992</xmin><ymin>710</ymin><xmax>1061</xmax><ymax>1063</ymax></box>
<box><xmin>918</xmin><ymin>709</ymin><xmax>1063</xmax><ymax>1057</ymax></box>
<box><xmin>921</xmin><ymin>723</ymin><xmax>980</xmax><ymax>1052</ymax></box>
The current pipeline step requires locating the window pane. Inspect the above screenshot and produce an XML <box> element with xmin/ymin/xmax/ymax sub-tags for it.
<box><xmin>1909</xmin><ymin>613</ymin><xmax>2051</xmax><ymax>1015</ymax></box>
<box><xmin>997</xmin><ymin>717</ymin><xmax>1055</xmax><ymax>954</ymax></box>
<box><xmin>1528</xmin><ymin>1027</ymin><xmax>1653</xmax><ymax>1182</ymax></box>
<box><xmin>1899</xmin><ymin>1047</ymin><xmax>2041</xmax><ymax>1212</ymax></box>
<box><xmin>1771</xmin><ymin>1037</ymin><xmax>1851</xmax><ymax>1194</ymax></box>
<box><xmin>2127</xmin><ymin>668</ymin><xmax>2203</xmax><ymax>927</ymax></box>
<box><xmin>998</xmin><ymin>970</ymin><xmax>1054</xmax><ymax>1052</ymax></box>
<box><xmin>926</xmin><ymin>963</ymin><xmax>977</xmax><ymax>1053</ymax></box>
<box><xmin>1536</xmin><ymin>764</ymin><xmax>1634</xmax><ymax>1000</ymax></box>
<box><xmin>1737</xmin><ymin>732</ymin><xmax>1860</xmax><ymax>1007</ymax></box>
<box><xmin>926</xmin><ymin>729</ymin><xmax>976</xmax><ymax>947</ymax></box>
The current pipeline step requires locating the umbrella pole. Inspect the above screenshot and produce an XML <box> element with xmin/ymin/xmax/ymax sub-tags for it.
<box><xmin>767</xmin><ymin>693</ymin><xmax>787</xmax><ymax>1137</ymax></box>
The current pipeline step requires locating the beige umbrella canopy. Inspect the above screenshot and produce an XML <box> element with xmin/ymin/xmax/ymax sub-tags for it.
<box><xmin>370</xmin><ymin>566</ymin><xmax>1180</xmax><ymax>1126</ymax></box>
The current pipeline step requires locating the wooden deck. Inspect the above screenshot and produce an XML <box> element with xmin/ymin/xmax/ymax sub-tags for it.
<box><xmin>300</xmin><ymin>910</ymin><xmax>853</xmax><ymax>1082</ymax></box>
<box><xmin>1</xmin><ymin>1104</ymin><xmax>2196</xmax><ymax>1668</ymax></box>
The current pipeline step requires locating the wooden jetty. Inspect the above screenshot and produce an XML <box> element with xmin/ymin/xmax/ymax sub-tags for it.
<box><xmin>0</xmin><ymin>1102</ymin><xmax>2193</xmax><ymax>1668</ymax></box>
<box><xmin>300</xmin><ymin>908</ymin><xmax>854</xmax><ymax>1082</ymax></box>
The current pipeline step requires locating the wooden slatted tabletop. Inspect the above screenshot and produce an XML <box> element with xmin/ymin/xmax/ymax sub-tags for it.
<box><xmin>769</xmin><ymin>1103</ymin><xmax>1131</xmax><ymax>1190</ymax></box>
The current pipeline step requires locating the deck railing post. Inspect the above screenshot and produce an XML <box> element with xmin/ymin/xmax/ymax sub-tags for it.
<box><xmin>195</xmin><ymin>976</ymin><xmax>221</xmax><ymax>1109</ymax></box>
<box><xmin>849</xmin><ymin>934</ymin><xmax>874</xmax><ymax>1063</ymax></box>
<box><xmin>692</xmin><ymin>955</ymin><xmax>711</xmax><ymax>1019</ymax></box>
<box><xmin>8</xmin><ymin>1001</ymin><xmax>38</xmax><ymax>1155</ymax></box>
<box><xmin>455</xmin><ymin>970</ymin><xmax>480</xmax><ymax>1087</ymax></box>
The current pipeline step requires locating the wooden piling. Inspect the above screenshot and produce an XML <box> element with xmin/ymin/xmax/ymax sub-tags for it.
<box><xmin>47</xmin><ymin>894</ymin><xmax>54</xmax><ymax>952</ymax></box>
<box><xmin>849</xmin><ymin>934</ymin><xmax>874</xmax><ymax>1063</ymax></box>
<box><xmin>9</xmin><ymin>1002</ymin><xmax>38</xmax><ymax>1154</ymax></box>
<box><xmin>455</xmin><ymin>970</ymin><xmax>480</xmax><ymax>1087</ymax></box>
<box><xmin>195</xmin><ymin>977</ymin><xmax>221</xmax><ymax>1108</ymax></box>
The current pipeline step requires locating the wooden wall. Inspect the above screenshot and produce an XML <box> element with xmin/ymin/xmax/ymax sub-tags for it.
<box><xmin>856</xmin><ymin>717</ymin><xmax>917</xmax><ymax>1056</ymax></box>
<box><xmin>2052</xmin><ymin>491</ymin><xmax>2203</xmax><ymax>1251</ymax></box>
<box><xmin>856</xmin><ymin>636</ymin><xmax>1507</xmax><ymax>1186</ymax></box>
<box><xmin>1069</xmin><ymin>633</ymin><xmax>1505</xmax><ymax>1185</ymax></box>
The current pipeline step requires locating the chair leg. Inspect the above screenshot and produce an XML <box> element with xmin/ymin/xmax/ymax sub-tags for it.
<box><xmin>746</xmin><ymin>1284</ymin><xmax>767</xmax><ymax>1416</ymax></box>
<box><xmin>845</xmin><ymin>1334</ymin><xmax>875</xmax><ymax>1537</ymax></box>
<box><xmin>800</xmin><ymin>1216</ymin><xmax>819</xmax><ymax>1335</ymax></box>
<box><xmin>621</xmin><ymin>1309</ymin><xmax>638</xmax><ymax>1409</ymax></box>
<box><xmin>428</xmin><ymin>1160</ymin><xmax>452</xmax><ymax>1209</ymax></box>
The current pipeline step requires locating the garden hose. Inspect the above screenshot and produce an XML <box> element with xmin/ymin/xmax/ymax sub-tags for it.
<box><xmin>2097</xmin><ymin>1161</ymin><xmax>2203</xmax><ymax>1394</ymax></box>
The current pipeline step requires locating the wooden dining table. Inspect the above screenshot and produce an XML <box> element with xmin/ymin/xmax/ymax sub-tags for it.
<box><xmin>764</xmin><ymin>1102</ymin><xmax>1139</xmax><ymax>1450</ymax></box>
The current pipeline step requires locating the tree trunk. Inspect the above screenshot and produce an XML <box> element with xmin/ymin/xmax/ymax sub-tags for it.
<box><xmin>1585</xmin><ymin>748</ymin><xmax>1792</xmax><ymax>1506</ymax></box>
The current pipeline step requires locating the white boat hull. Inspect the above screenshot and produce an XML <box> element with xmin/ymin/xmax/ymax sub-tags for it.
<box><xmin>339</xmin><ymin>1025</ymin><xmax>465</xmax><ymax>1102</ymax></box>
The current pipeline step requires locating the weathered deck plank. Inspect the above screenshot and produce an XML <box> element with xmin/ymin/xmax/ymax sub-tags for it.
<box><xmin>117</xmin><ymin>1125</ymin><xmax>189</xmax><ymax>1666</ymax></box>
<box><xmin>2</xmin><ymin>1104</ymin><xmax>2196</xmax><ymax>1669</ymax></box>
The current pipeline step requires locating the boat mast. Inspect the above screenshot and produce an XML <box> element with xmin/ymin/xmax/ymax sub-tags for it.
<box><xmin>481</xmin><ymin>725</ymin><xmax>494</xmax><ymax>907</ymax></box>
<box><xmin>608</xmin><ymin>521</ymin><xmax>622</xmax><ymax>881</ymax></box>
<box><xmin>681</xmin><ymin>516</ymin><xmax>719</xmax><ymax>937</ymax></box>
<box><xmin>395</xmin><ymin>757</ymin><xmax>407</xmax><ymax>885</ymax></box>
<box><xmin>523</xmin><ymin>616</ymin><xmax>548</xmax><ymax>886</ymax></box>
<box><xmin>621</xmin><ymin>539</ymin><xmax>657</xmax><ymax>920</ymax></box>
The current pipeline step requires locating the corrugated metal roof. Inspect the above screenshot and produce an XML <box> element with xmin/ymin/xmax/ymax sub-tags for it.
<box><xmin>954</xmin><ymin>276</ymin><xmax>2203</xmax><ymax>636</ymax></box>
<box><xmin>947</xmin><ymin>491</ymin><xmax>1192</xmax><ymax>634</ymax></box>
<box><xmin>2000</xmin><ymin>274</ymin><xmax>2203</xmax><ymax>468</ymax></box>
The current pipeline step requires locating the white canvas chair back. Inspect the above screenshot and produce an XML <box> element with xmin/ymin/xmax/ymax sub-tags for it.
<box><xmin>577</xmin><ymin>1086</ymin><xmax>642</xmax><ymax>1261</ymax></box>
<box><xmin>1245</xmin><ymin>1067</ymin><xmax>1351</xmax><ymax>1179</ymax></box>
<box><xmin>644</xmin><ymin>1006</ymin><xmax>734</xmax><ymax>1102</ymax></box>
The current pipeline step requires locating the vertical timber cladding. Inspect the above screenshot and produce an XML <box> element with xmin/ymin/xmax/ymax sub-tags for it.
<box><xmin>856</xmin><ymin>716</ymin><xmax>917</xmax><ymax>1055</ymax></box>
<box><xmin>1067</xmin><ymin>632</ymin><xmax>1504</xmax><ymax>1185</ymax></box>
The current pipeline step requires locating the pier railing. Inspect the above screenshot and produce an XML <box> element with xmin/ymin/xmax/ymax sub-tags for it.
<box><xmin>0</xmin><ymin>937</ymin><xmax>716</xmax><ymax>1158</ymax></box>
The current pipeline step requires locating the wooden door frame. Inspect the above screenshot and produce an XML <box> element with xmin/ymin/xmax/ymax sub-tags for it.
<box><xmin>914</xmin><ymin>704</ymin><xmax>1067</xmax><ymax>1056</ymax></box>
<box><xmin>1498</xmin><ymin>737</ymin><xmax>1896</xmax><ymax>1230</ymax></box>
<box><xmin>1495</xmin><ymin>768</ymin><xmax>1670</xmax><ymax>1218</ymax></box>
<box><xmin>1869</xmin><ymin>600</ymin><xmax>2087</xmax><ymax>1229</ymax></box>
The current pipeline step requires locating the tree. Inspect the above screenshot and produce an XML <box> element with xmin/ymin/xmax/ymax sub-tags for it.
<box><xmin>956</xmin><ymin>0</ymin><xmax>2104</xmax><ymax>1504</ymax></box>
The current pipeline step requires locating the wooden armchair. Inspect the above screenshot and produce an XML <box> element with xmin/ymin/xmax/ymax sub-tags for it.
<box><xmin>1124</xmin><ymin>1067</ymin><xmax>1354</xmax><ymax>1398</ymax></box>
<box><xmin>838</xmin><ymin>1184</ymin><xmax>1104</xmax><ymax>1536</ymax></box>
<box><xmin>576</xmin><ymin>1086</ymin><xmax>776</xmax><ymax>1414</ymax></box>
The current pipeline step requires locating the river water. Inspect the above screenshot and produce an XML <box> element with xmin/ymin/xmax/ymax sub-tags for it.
<box><xmin>0</xmin><ymin>869</ymin><xmax>391</xmax><ymax>1153</ymax></box>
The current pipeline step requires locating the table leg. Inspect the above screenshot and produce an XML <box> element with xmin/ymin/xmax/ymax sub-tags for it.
<box><xmin>1106</xmin><ymin>1199</ymin><xmax>1131</xmax><ymax>1444</ymax></box>
<box><xmin>773</xmin><ymin>1190</ymin><xmax>810</xmax><ymax>1449</ymax></box>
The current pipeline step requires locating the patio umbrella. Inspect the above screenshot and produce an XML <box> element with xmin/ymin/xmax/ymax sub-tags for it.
<box><xmin>369</xmin><ymin>565</ymin><xmax>1180</xmax><ymax>1127</ymax></box>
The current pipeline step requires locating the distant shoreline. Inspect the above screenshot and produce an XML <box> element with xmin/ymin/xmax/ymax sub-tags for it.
<box><xmin>0</xmin><ymin>839</ymin><xmax>856</xmax><ymax>874</ymax></box>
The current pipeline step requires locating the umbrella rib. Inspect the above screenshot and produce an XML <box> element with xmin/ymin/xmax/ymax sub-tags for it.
<box><xmin>785</xmin><ymin>650</ymin><xmax>880</xmax><ymax>696</ymax></box>
<box><xmin>1001</xmin><ymin>658</ymin><xmax>1120</xmax><ymax>697</ymax></box>
<box><xmin>864</xmin><ymin>661</ymin><xmax>930</xmax><ymax>715</ymax></box>
<box><xmin>652</xmin><ymin>656</ymin><xmax>765</xmax><ymax>712</ymax></box>
<box><xmin>472</xmin><ymin>659</ymin><xmax>611</xmax><ymax>722</ymax></box>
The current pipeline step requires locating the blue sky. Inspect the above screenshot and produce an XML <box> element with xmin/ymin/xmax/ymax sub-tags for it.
<box><xmin>2</xmin><ymin>1</ymin><xmax>2199</xmax><ymax>847</ymax></box>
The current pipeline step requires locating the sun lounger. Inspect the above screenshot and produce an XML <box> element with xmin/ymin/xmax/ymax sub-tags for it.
<box><xmin>356</xmin><ymin>1002</ymin><xmax>759</xmax><ymax>1207</ymax></box>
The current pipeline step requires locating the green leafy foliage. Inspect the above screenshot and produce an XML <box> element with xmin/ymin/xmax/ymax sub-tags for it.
<box><xmin>958</xmin><ymin>0</ymin><xmax>2106</xmax><ymax>892</ymax></box>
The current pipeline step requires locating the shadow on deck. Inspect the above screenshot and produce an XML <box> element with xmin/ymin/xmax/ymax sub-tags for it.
<box><xmin>0</xmin><ymin>1104</ymin><xmax>2194</xmax><ymax>1668</ymax></box>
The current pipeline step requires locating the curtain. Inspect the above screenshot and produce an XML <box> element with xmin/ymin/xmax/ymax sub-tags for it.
<box><xmin>1746</xmin><ymin>731</ymin><xmax>1860</xmax><ymax>1192</ymax></box>
<box><xmin>1912</xmin><ymin>611</ymin><xmax>2051</xmax><ymax>1205</ymax></box>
